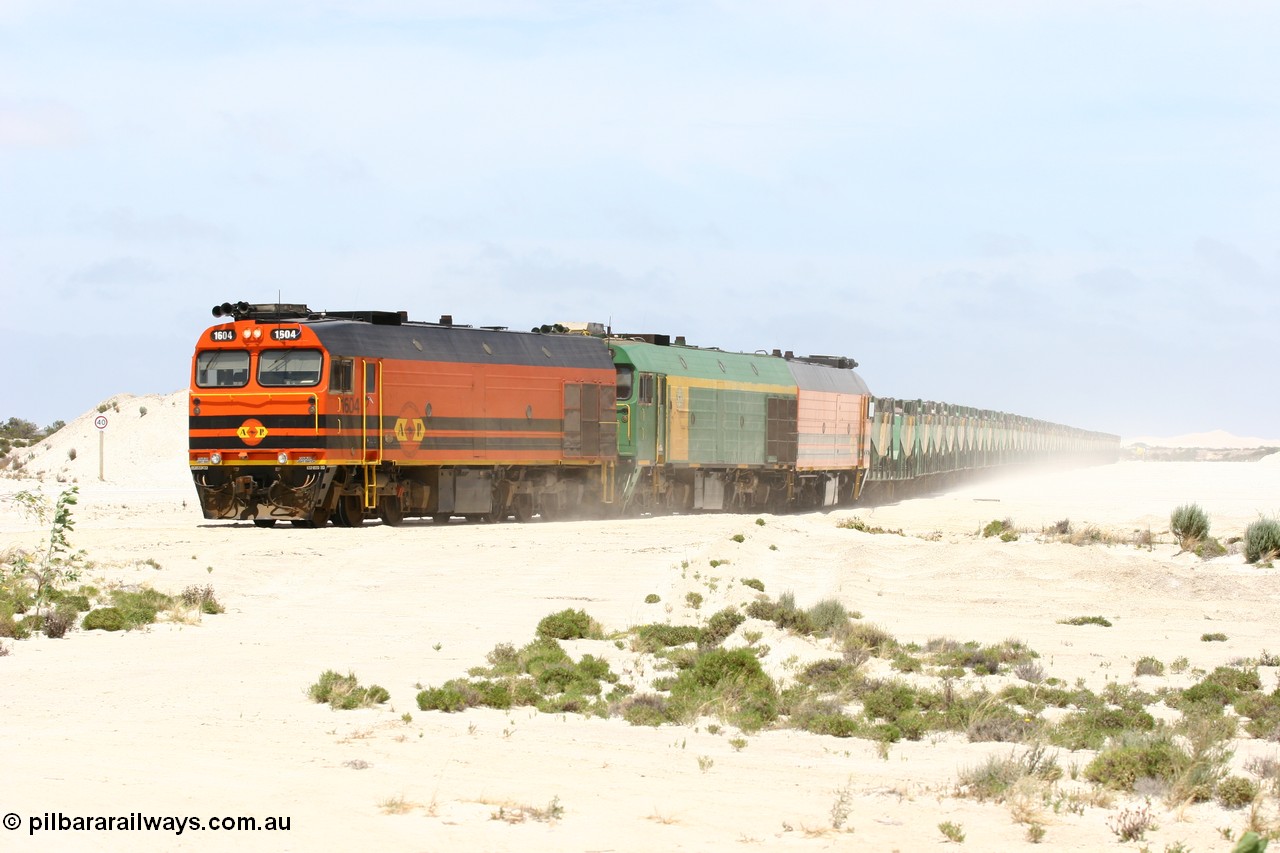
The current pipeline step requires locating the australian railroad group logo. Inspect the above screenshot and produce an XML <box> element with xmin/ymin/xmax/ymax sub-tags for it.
<box><xmin>237</xmin><ymin>418</ymin><xmax>269</xmax><ymax>446</ymax></box>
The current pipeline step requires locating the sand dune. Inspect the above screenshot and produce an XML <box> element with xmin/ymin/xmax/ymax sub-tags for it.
<box><xmin>2</xmin><ymin>400</ymin><xmax>1279</xmax><ymax>852</ymax></box>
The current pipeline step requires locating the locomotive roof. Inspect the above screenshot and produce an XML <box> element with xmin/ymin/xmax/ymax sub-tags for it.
<box><xmin>303</xmin><ymin>317</ymin><xmax>614</xmax><ymax>370</ymax></box>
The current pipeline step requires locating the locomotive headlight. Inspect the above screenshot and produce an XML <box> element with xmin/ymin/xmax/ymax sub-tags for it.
<box><xmin>252</xmin><ymin>328</ymin><xmax>262</xmax><ymax>340</ymax></box>
<box><xmin>242</xmin><ymin>329</ymin><xmax>251</xmax><ymax>340</ymax></box>
<box><xmin>210</xmin><ymin>452</ymin><xmax>223</xmax><ymax>465</ymax></box>
<box><xmin>277</xmin><ymin>452</ymin><xmax>289</xmax><ymax>464</ymax></box>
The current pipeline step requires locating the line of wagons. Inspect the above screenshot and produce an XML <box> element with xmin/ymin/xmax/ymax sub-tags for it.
<box><xmin>188</xmin><ymin>302</ymin><xmax>1118</xmax><ymax>527</ymax></box>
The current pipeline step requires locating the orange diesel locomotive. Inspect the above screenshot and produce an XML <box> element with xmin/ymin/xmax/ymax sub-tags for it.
<box><xmin>189</xmin><ymin>302</ymin><xmax>617</xmax><ymax>527</ymax></box>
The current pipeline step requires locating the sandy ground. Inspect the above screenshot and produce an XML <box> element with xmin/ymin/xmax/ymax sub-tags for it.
<box><xmin>2</xmin><ymin>394</ymin><xmax>1280</xmax><ymax>852</ymax></box>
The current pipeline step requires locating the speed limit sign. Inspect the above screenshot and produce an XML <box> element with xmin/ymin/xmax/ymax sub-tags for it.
<box><xmin>94</xmin><ymin>415</ymin><xmax>108</xmax><ymax>430</ymax></box>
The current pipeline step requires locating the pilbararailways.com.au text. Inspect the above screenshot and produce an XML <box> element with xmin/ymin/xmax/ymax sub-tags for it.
<box><xmin>6</xmin><ymin>812</ymin><xmax>291</xmax><ymax>836</ymax></box>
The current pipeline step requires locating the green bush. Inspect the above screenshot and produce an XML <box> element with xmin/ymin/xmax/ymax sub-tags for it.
<box><xmin>1049</xmin><ymin>704</ymin><xmax>1156</xmax><ymax>750</ymax></box>
<box><xmin>619</xmin><ymin>694</ymin><xmax>670</xmax><ymax>727</ymax></box>
<box><xmin>82</xmin><ymin>607</ymin><xmax>128</xmax><ymax>632</ymax></box>
<box><xmin>1244</xmin><ymin>517</ymin><xmax>1280</xmax><ymax>564</ymax></box>
<box><xmin>1134</xmin><ymin>656</ymin><xmax>1165</xmax><ymax>677</ymax></box>
<box><xmin>1059</xmin><ymin>615</ymin><xmax>1111</xmax><ymax>627</ymax></box>
<box><xmin>1216</xmin><ymin>775</ymin><xmax>1259</xmax><ymax>809</ymax></box>
<box><xmin>740</xmin><ymin>578</ymin><xmax>765</xmax><ymax>592</ymax></box>
<box><xmin>109</xmin><ymin>588</ymin><xmax>173</xmax><ymax>627</ymax></box>
<box><xmin>667</xmin><ymin>648</ymin><xmax>778</xmax><ymax>731</ymax></box>
<box><xmin>983</xmin><ymin>518</ymin><xmax>1012</xmax><ymax>538</ymax></box>
<box><xmin>308</xmin><ymin>670</ymin><xmax>390</xmax><ymax>710</ymax></box>
<box><xmin>644</xmin><ymin>593</ymin><xmax>660</xmax><ymax>604</ymax></box>
<box><xmin>536</xmin><ymin>608</ymin><xmax>597</xmax><ymax>640</ymax></box>
<box><xmin>1170</xmin><ymin>503</ymin><xmax>1210</xmax><ymax>548</ymax></box>
<box><xmin>417</xmin><ymin>683</ymin><xmax>470</xmax><ymax>712</ymax></box>
<box><xmin>806</xmin><ymin>598</ymin><xmax>851</xmax><ymax>637</ymax></box>
<box><xmin>633</xmin><ymin>623</ymin><xmax>701</xmax><ymax>652</ymax></box>
<box><xmin>1083</xmin><ymin>731</ymin><xmax>1187</xmax><ymax>790</ymax></box>
<box><xmin>700</xmin><ymin>608</ymin><xmax>745</xmax><ymax>648</ymax></box>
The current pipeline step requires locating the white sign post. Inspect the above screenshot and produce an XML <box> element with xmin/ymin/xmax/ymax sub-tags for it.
<box><xmin>94</xmin><ymin>415</ymin><xmax>108</xmax><ymax>481</ymax></box>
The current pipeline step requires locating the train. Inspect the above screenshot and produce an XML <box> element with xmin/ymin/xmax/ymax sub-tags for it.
<box><xmin>188</xmin><ymin>301</ymin><xmax>1119</xmax><ymax>527</ymax></box>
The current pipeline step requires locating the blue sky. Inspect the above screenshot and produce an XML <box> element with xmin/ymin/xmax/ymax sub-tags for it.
<box><xmin>2</xmin><ymin>1</ymin><xmax>1276</xmax><ymax>438</ymax></box>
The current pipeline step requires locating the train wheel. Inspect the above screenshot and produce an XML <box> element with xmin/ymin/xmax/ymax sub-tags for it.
<box><xmin>432</xmin><ymin>513</ymin><xmax>451</xmax><ymax>524</ymax></box>
<box><xmin>252</xmin><ymin>519</ymin><xmax>277</xmax><ymax>528</ymax></box>
<box><xmin>379</xmin><ymin>496</ymin><xmax>405</xmax><ymax>527</ymax></box>
<box><xmin>334</xmin><ymin>495</ymin><xmax>365</xmax><ymax>527</ymax></box>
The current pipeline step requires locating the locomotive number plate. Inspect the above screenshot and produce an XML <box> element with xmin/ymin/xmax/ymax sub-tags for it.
<box><xmin>271</xmin><ymin>328</ymin><xmax>301</xmax><ymax>341</ymax></box>
<box><xmin>210</xmin><ymin>329</ymin><xmax>235</xmax><ymax>342</ymax></box>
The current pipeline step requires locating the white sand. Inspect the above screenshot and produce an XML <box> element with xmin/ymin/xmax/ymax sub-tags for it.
<box><xmin>2</xmin><ymin>396</ymin><xmax>1279</xmax><ymax>852</ymax></box>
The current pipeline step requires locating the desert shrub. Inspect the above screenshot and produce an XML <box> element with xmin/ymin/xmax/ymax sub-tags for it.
<box><xmin>666</xmin><ymin>648</ymin><xmax>778</xmax><ymax>731</ymax></box>
<box><xmin>1014</xmin><ymin>660</ymin><xmax>1046</xmax><ymax>683</ymax></box>
<box><xmin>1059</xmin><ymin>615</ymin><xmax>1111</xmax><ymax>627</ymax></box>
<box><xmin>180</xmin><ymin>585</ymin><xmax>224</xmax><ymax>614</ymax></box>
<box><xmin>618</xmin><ymin>693</ymin><xmax>670</xmax><ymax>726</ymax></box>
<box><xmin>536</xmin><ymin>608</ymin><xmax>597</xmax><ymax>640</ymax></box>
<box><xmin>700</xmin><ymin>608</ymin><xmax>745</xmax><ymax>648</ymax></box>
<box><xmin>1202</xmin><ymin>632</ymin><xmax>1228</xmax><ymax>642</ymax></box>
<box><xmin>644</xmin><ymin>593</ymin><xmax>660</xmax><ymax>604</ymax></box>
<box><xmin>1170</xmin><ymin>503</ymin><xmax>1210</xmax><ymax>549</ymax></box>
<box><xmin>730</xmin><ymin>534</ymin><xmax>745</xmax><ymax>543</ymax></box>
<box><xmin>47</xmin><ymin>589</ymin><xmax>91</xmax><ymax>612</ymax></box>
<box><xmin>1176</xmin><ymin>666</ymin><xmax>1260</xmax><ymax>712</ymax></box>
<box><xmin>796</xmin><ymin>710</ymin><xmax>861</xmax><ymax>738</ymax></box>
<box><xmin>966</xmin><ymin>703</ymin><xmax>1039</xmax><ymax>743</ymax></box>
<box><xmin>82</xmin><ymin>607</ymin><xmax>128</xmax><ymax>632</ymax></box>
<box><xmin>745</xmin><ymin>592</ymin><xmax>815</xmax><ymax>635</ymax></box>
<box><xmin>957</xmin><ymin>745</ymin><xmax>1060</xmax><ymax>801</ymax></box>
<box><xmin>843</xmin><ymin>622</ymin><xmax>897</xmax><ymax>657</ymax></box>
<box><xmin>796</xmin><ymin>658</ymin><xmax>863</xmax><ymax>695</ymax></box>
<box><xmin>1107</xmin><ymin>800</ymin><xmax>1155</xmax><ymax>842</ymax></box>
<box><xmin>308</xmin><ymin>670</ymin><xmax>390</xmax><ymax>710</ymax></box>
<box><xmin>740</xmin><ymin>578</ymin><xmax>764</xmax><ymax>592</ymax></box>
<box><xmin>1049</xmin><ymin>705</ymin><xmax>1156</xmax><ymax>751</ymax></box>
<box><xmin>67</xmin><ymin>447</ymin><xmax>77</xmax><ymax>461</ymax></box>
<box><xmin>416</xmin><ymin>682</ymin><xmax>471</xmax><ymax>712</ymax></box>
<box><xmin>1244</xmin><ymin>517</ymin><xmax>1280</xmax><ymax>564</ymax></box>
<box><xmin>806</xmin><ymin>598</ymin><xmax>851</xmax><ymax>637</ymax></box>
<box><xmin>838</xmin><ymin>517</ymin><xmax>903</xmax><ymax>535</ymax></box>
<box><xmin>983</xmin><ymin>518</ymin><xmax>1013</xmax><ymax>538</ymax></box>
<box><xmin>1134</xmin><ymin>656</ymin><xmax>1165</xmax><ymax>677</ymax></box>
<box><xmin>43</xmin><ymin>607</ymin><xmax>77</xmax><ymax>639</ymax></box>
<box><xmin>1193</xmin><ymin>537</ymin><xmax>1228</xmax><ymax>558</ymax></box>
<box><xmin>1235</xmin><ymin>691</ymin><xmax>1280</xmax><ymax>740</ymax></box>
<box><xmin>109</xmin><ymin>588</ymin><xmax>173</xmax><ymax>627</ymax></box>
<box><xmin>633</xmin><ymin>623</ymin><xmax>701</xmax><ymax>653</ymax></box>
<box><xmin>892</xmin><ymin>651</ymin><xmax>923</xmax><ymax>673</ymax></box>
<box><xmin>1084</xmin><ymin>731</ymin><xmax>1187</xmax><ymax>791</ymax></box>
<box><xmin>684</xmin><ymin>591</ymin><xmax>703</xmax><ymax>610</ymax></box>
<box><xmin>1217</xmin><ymin>775</ymin><xmax>1260</xmax><ymax>809</ymax></box>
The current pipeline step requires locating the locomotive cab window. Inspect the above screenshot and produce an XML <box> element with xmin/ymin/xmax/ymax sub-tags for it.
<box><xmin>258</xmin><ymin>349</ymin><xmax>323</xmax><ymax>387</ymax></box>
<box><xmin>615</xmin><ymin>365</ymin><xmax>634</xmax><ymax>401</ymax></box>
<box><xmin>329</xmin><ymin>358</ymin><xmax>354</xmax><ymax>393</ymax></box>
<box><xmin>195</xmin><ymin>350</ymin><xmax>249</xmax><ymax>388</ymax></box>
<box><xmin>638</xmin><ymin>373</ymin><xmax>655</xmax><ymax>404</ymax></box>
